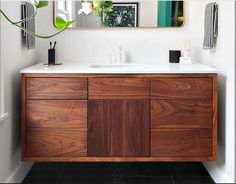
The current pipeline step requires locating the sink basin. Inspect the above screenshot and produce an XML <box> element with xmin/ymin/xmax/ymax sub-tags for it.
<box><xmin>90</xmin><ymin>63</ymin><xmax>148</xmax><ymax>69</ymax></box>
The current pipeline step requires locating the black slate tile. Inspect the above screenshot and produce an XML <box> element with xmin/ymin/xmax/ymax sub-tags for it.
<box><xmin>63</xmin><ymin>162</ymin><xmax>114</xmax><ymax>169</ymax></box>
<box><xmin>116</xmin><ymin>177</ymin><xmax>173</xmax><ymax>184</ymax></box>
<box><xmin>60</xmin><ymin>162</ymin><xmax>115</xmax><ymax>177</ymax></box>
<box><xmin>22</xmin><ymin>175</ymin><xmax>58</xmax><ymax>184</ymax></box>
<box><xmin>26</xmin><ymin>167</ymin><xmax>65</xmax><ymax>176</ymax></box>
<box><xmin>169</xmin><ymin>163</ymin><xmax>210</xmax><ymax>177</ymax></box>
<box><xmin>29</xmin><ymin>162</ymin><xmax>116</xmax><ymax>177</ymax></box>
<box><xmin>31</xmin><ymin>162</ymin><xmax>65</xmax><ymax>169</ymax></box>
<box><xmin>57</xmin><ymin>176</ymin><xmax>115</xmax><ymax>184</ymax></box>
<box><xmin>173</xmin><ymin>177</ymin><xmax>215</xmax><ymax>184</ymax></box>
<box><xmin>23</xmin><ymin>162</ymin><xmax>215</xmax><ymax>184</ymax></box>
<box><xmin>115</xmin><ymin>163</ymin><xmax>171</xmax><ymax>177</ymax></box>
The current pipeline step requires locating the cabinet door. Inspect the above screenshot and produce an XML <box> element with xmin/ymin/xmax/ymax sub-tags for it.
<box><xmin>88</xmin><ymin>100</ymin><xmax>150</xmax><ymax>157</ymax></box>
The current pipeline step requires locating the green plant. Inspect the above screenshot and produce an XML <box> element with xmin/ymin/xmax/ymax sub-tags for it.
<box><xmin>93</xmin><ymin>0</ymin><xmax>113</xmax><ymax>21</ymax></box>
<box><xmin>0</xmin><ymin>0</ymin><xmax>75</xmax><ymax>39</ymax></box>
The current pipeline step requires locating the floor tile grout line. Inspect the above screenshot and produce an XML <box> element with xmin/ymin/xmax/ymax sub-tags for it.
<box><xmin>170</xmin><ymin>175</ymin><xmax>175</xmax><ymax>184</ymax></box>
<box><xmin>114</xmin><ymin>162</ymin><xmax>117</xmax><ymax>177</ymax></box>
<box><xmin>56</xmin><ymin>175</ymin><xmax>59</xmax><ymax>184</ymax></box>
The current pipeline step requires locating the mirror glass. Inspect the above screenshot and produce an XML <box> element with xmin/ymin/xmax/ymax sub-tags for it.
<box><xmin>54</xmin><ymin>0</ymin><xmax>184</xmax><ymax>29</ymax></box>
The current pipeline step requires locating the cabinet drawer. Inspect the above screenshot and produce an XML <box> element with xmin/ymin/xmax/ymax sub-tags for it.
<box><xmin>151</xmin><ymin>100</ymin><xmax>212</xmax><ymax>129</ymax></box>
<box><xmin>27</xmin><ymin>78</ymin><xmax>87</xmax><ymax>99</ymax></box>
<box><xmin>26</xmin><ymin>130</ymin><xmax>87</xmax><ymax>157</ymax></box>
<box><xmin>89</xmin><ymin>78</ymin><xmax>149</xmax><ymax>99</ymax></box>
<box><xmin>27</xmin><ymin>100</ymin><xmax>87</xmax><ymax>129</ymax></box>
<box><xmin>151</xmin><ymin>78</ymin><xmax>212</xmax><ymax>99</ymax></box>
<box><xmin>151</xmin><ymin>129</ymin><xmax>212</xmax><ymax>157</ymax></box>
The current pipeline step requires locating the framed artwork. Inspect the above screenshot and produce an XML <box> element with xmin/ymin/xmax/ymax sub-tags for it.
<box><xmin>103</xmin><ymin>2</ymin><xmax>139</xmax><ymax>27</ymax></box>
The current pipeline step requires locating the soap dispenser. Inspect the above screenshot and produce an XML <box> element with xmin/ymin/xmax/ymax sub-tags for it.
<box><xmin>180</xmin><ymin>40</ymin><xmax>192</xmax><ymax>64</ymax></box>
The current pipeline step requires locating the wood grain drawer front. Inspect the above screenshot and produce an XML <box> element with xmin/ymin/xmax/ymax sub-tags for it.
<box><xmin>27</xmin><ymin>78</ymin><xmax>87</xmax><ymax>99</ymax></box>
<box><xmin>88</xmin><ymin>78</ymin><xmax>149</xmax><ymax>99</ymax></box>
<box><xmin>151</xmin><ymin>129</ymin><xmax>212</xmax><ymax>157</ymax></box>
<box><xmin>88</xmin><ymin>100</ymin><xmax>150</xmax><ymax>157</ymax></box>
<box><xmin>27</xmin><ymin>100</ymin><xmax>87</xmax><ymax>129</ymax></box>
<box><xmin>151</xmin><ymin>100</ymin><xmax>213</xmax><ymax>129</ymax></box>
<box><xmin>151</xmin><ymin>78</ymin><xmax>213</xmax><ymax>99</ymax></box>
<box><xmin>26</xmin><ymin>130</ymin><xmax>87</xmax><ymax>157</ymax></box>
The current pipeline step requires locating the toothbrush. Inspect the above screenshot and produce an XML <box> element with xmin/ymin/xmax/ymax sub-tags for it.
<box><xmin>53</xmin><ymin>41</ymin><xmax>57</xmax><ymax>49</ymax></box>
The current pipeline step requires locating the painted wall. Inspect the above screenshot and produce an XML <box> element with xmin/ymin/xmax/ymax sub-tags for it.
<box><xmin>0</xmin><ymin>1</ymin><xmax>3</xmax><ymax>116</ymax></box>
<box><xmin>200</xmin><ymin>1</ymin><xmax>236</xmax><ymax>183</ymax></box>
<box><xmin>35</xmin><ymin>1</ymin><xmax>203</xmax><ymax>65</ymax></box>
<box><xmin>35</xmin><ymin>1</ymin><xmax>236</xmax><ymax>183</ymax></box>
<box><xmin>0</xmin><ymin>1</ymin><xmax>37</xmax><ymax>183</ymax></box>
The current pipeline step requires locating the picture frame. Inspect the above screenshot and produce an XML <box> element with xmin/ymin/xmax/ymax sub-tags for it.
<box><xmin>103</xmin><ymin>2</ymin><xmax>139</xmax><ymax>27</ymax></box>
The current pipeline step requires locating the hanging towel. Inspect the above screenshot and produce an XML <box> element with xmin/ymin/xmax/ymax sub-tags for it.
<box><xmin>22</xmin><ymin>3</ymin><xmax>35</xmax><ymax>50</ymax></box>
<box><xmin>203</xmin><ymin>2</ymin><xmax>218</xmax><ymax>50</ymax></box>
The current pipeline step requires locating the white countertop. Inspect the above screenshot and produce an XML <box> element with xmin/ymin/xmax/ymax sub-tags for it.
<box><xmin>21</xmin><ymin>62</ymin><xmax>218</xmax><ymax>74</ymax></box>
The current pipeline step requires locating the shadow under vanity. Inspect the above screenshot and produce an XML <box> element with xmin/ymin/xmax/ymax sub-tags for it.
<box><xmin>21</xmin><ymin>64</ymin><xmax>217</xmax><ymax>162</ymax></box>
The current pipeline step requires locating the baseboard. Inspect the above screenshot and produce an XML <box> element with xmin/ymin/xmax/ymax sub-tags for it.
<box><xmin>203</xmin><ymin>162</ymin><xmax>234</xmax><ymax>183</ymax></box>
<box><xmin>5</xmin><ymin>162</ymin><xmax>34</xmax><ymax>183</ymax></box>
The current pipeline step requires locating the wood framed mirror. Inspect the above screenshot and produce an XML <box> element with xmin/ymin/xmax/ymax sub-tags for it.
<box><xmin>53</xmin><ymin>0</ymin><xmax>185</xmax><ymax>29</ymax></box>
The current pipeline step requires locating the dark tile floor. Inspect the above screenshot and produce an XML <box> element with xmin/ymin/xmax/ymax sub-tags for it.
<box><xmin>22</xmin><ymin>162</ymin><xmax>215</xmax><ymax>184</ymax></box>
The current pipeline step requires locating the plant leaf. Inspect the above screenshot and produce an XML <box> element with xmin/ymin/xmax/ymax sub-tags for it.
<box><xmin>35</xmin><ymin>1</ymin><xmax>48</xmax><ymax>8</ymax></box>
<box><xmin>67</xmin><ymin>20</ymin><xmax>76</xmax><ymax>27</ymax></box>
<box><xmin>55</xmin><ymin>16</ymin><xmax>76</xmax><ymax>30</ymax></box>
<box><xmin>55</xmin><ymin>16</ymin><xmax>67</xmax><ymax>30</ymax></box>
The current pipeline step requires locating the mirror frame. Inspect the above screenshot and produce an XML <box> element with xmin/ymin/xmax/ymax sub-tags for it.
<box><xmin>53</xmin><ymin>1</ymin><xmax>186</xmax><ymax>29</ymax></box>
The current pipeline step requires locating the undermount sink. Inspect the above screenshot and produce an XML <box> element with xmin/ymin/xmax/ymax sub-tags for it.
<box><xmin>90</xmin><ymin>63</ymin><xmax>149</xmax><ymax>69</ymax></box>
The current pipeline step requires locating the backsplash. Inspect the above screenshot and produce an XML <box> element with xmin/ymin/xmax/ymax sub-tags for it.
<box><xmin>35</xmin><ymin>1</ymin><xmax>205</xmax><ymax>65</ymax></box>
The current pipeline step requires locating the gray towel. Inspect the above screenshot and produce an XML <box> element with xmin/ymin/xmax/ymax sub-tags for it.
<box><xmin>203</xmin><ymin>2</ymin><xmax>218</xmax><ymax>50</ymax></box>
<box><xmin>22</xmin><ymin>3</ymin><xmax>35</xmax><ymax>50</ymax></box>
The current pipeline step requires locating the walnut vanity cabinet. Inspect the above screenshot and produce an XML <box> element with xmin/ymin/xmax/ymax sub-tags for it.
<box><xmin>22</xmin><ymin>74</ymin><xmax>217</xmax><ymax>162</ymax></box>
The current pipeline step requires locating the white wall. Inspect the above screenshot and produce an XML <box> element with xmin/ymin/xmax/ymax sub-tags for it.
<box><xmin>0</xmin><ymin>0</ymin><xmax>4</xmax><ymax>116</ymax></box>
<box><xmin>35</xmin><ymin>1</ymin><xmax>203</xmax><ymax>65</ymax></box>
<box><xmin>0</xmin><ymin>1</ymin><xmax>37</xmax><ymax>183</ymax></box>
<box><xmin>199</xmin><ymin>1</ymin><xmax>236</xmax><ymax>183</ymax></box>
<box><xmin>35</xmin><ymin>1</ymin><xmax>236</xmax><ymax>183</ymax></box>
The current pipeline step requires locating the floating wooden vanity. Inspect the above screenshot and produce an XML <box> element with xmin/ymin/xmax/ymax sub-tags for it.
<box><xmin>21</xmin><ymin>73</ymin><xmax>217</xmax><ymax>162</ymax></box>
